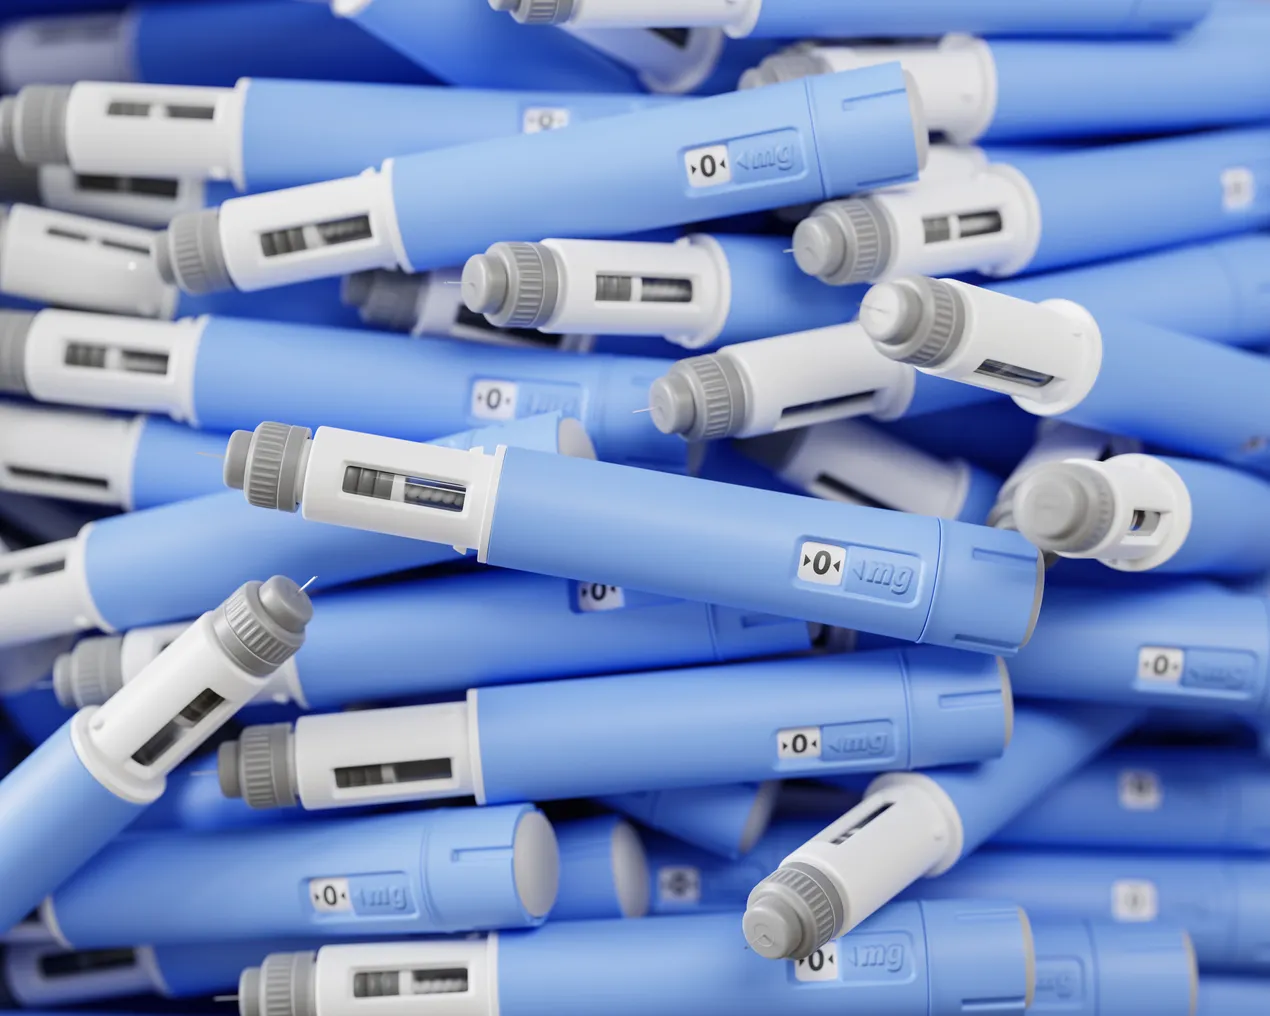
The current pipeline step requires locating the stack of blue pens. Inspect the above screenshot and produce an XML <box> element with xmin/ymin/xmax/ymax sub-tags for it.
<box><xmin>0</xmin><ymin>0</ymin><xmax>1267</xmax><ymax>1013</ymax></box>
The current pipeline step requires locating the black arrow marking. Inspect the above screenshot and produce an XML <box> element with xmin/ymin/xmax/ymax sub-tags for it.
<box><xmin>833</xmin><ymin>560</ymin><xmax>841</xmax><ymax>572</ymax></box>
<box><xmin>803</xmin><ymin>555</ymin><xmax>811</xmax><ymax>566</ymax></box>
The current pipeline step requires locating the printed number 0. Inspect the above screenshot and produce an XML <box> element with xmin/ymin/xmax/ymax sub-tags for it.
<box><xmin>485</xmin><ymin>387</ymin><xmax>504</xmax><ymax>410</ymax></box>
<box><xmin>322</xmin><ymin>885</ymin><xmax>339</xmax><ymax>906</ymax></box>
<box><xmin>699</xmin><ymin>154</ymin><xmax>717</xmax><ymax>178</ymax></box>
<box><xmin>808</xmin><ymin>950</ymin><xmax>825</xmax><ymax>972</ymax></box>
<box><xmin>812</xmin><ymin>550</ymin><xmax>832</xmax><ymax>576</ymax></box>
<box><xmin>1152</xmin><ymin>654</ymin><xmax>1169</xmax><ymax>675</ymax></box>
<box><xmin>792</xmin><ymin>733</ymin><xmax>808</xmax><ymax>754</ymax></box>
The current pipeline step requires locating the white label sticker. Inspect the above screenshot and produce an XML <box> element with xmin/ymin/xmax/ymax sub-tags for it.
<box><xmin>1118</xmin><ymin>769</ymin><xmax>1163</xmax><ymax>812</ymax></box>
<box><xmin>777</xmin><ymin>726</ymin><xmax>822</xmax><ymax>759</ymax></box>
<box><xmin>1222</xmin><ymin>167</ymin><xmax>1255</xmax><ymax>211</ymax></box>
<box><xmin>577</xmin><ymin>583</ymin><xmax>625</xmax><ymax>612</ymax></box>
<box><xmin>523</xmin><ymin>107</ymin><xmax>570</xmax><ymax>134</ymax></box>
<box><xmin>797</xmin><ymin>541</ymin><xmax>846</xmax><ymax>586</ymax></box>
<box><xmin>471</xmin><ymin>379</ymin><xmax>518</xmax><ymax>420</ymax></box>
<box><xmin>684</xmin><ymin>144</ymin><xmax>732</xmax><ymax>188</ymax></box>
<box><xmin>1138</xmin><ymin>646</ymin><xmax>1184</xmax><ymax>683</ymax></box>
<box><xmin>793</xmin><ymin>942</ymin><xmax>839</xmax><ymax>982</ymax></box>
<box><xmin>1112</xmin><ymin>879</ymin><xmax>1158</xmax><ymax>922</ymax></box>
<box><xmin>310</xmin><ymin>877</ymin><xmax>353</xmax><ymax>913</ymax></box>
<box><xmin>657</xmin><ymin>866</ymin><xmax>701</xmax><ymax>904</ymax></box>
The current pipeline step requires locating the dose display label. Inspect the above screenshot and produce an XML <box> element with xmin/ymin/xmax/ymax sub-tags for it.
<box><xmin>1138</xmin><ymin>647</ymin><xmax>1183</xmax><ymax>683</ymax></box>
<box><xmin>577</xmin><ymin>583</ymin><xmax>625</xmax><ymax>612</ymax></box>
<box><xmin>1222</xmin><ymin>167</ymin><xmax>1255</xmax><ymax>211</ymax></box>
<box><xmin>471</xmin><ymin>380</ymin><xmax>518</xmax><ymax>420</ymax></box>
<box><xmin>793</xmin><ymin>942</ymin><xmax>839</xmax><ymax>982</ymax></box>
<box><xmin>657</xmin><ymin>866</ymin><xmax>701</xmax><ymax>904</ymax></box>
<box><xmin>1112</xmin><ymin>879</ymin><xmax>1158</xmax><ymax>922</ymax></box>
<box><xmin>523</xmin><ymin>107</ymin><xmax>570</xmax><ymax>133</ymax></box>
<box><xmin>684</xmin><ymin>144</ymin><xmax>732</xmax><ymax>188</ymax></box>
<box><xmin>1118</xmin><ymin>769</ymin><xmax>1162</xmax><ymax>811</ymax></box>
<box><xmin>310</xmin><ymin>877</ymin><xmax>352</xmax><ymax>913</ymax></box>
<box><xmin>778</xmin><ymin>726</ymin><xmax>821</xmax><ymax>759</ymax></box>
<box><xmin>797</xmin><ymin>541</ymin><xmax>845</xmax><ymax>586</ymax></box>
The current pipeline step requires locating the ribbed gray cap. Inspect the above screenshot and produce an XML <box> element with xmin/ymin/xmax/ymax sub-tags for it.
<box><xmin>648</xmin><ymin>354</ymin><xmax>748</xmax><ymax>441</ymax></box>
<box><xmin>218</xmin><ymin>722</ymin><xmax>298</xmax><ymax>809</ymax></box>
<box><xmin>52</xmin><ymin>634</ymin><xmax>125</xmax><ymax>709</ymax></box>
<box><xmin>793</xmin><ymin>198</ymin><xmax>892</xmax><ymax>286</ymax></box>
<box><xmin>739</xmin><ymin>48</ymin><xmax>832</xmax><ymax>89</ymax></box>
<box><xmin>0</xmin><ymin>310</ymin><xmax>35</xmax><ymax>396</ymax></box>
<box><xmin>1013</xmin><ymin>462</ymin><xmax>1117</xmax><ymax>555</ymax></box>
<box><xmin>341</xmin><ymin>269</ymin><xmax>424</xmax><ymax>332</ymax></box>
<box><xmin>462</xmin><ymin>241</ymin><xmax>560</xmax><ymax>329</ymax></box>
<box><xmin>253</xmin><ymin>952</ymin><xmax>317</xmax><ymax>1016</ymax></box>
<box><xmin>224</xmin><ymin>423</ymin><xmax>312</xmax><ymax>512</ymax></box>
<box><xmin>210</xmin><ymin>576</ymin><xmax>312</xmax><ymax>677</ymax></box>
<box><xmin>743</xmin><ymin>862</ymin><xmax>845</xmax><ymax>960</ymax></box>
<box><xmin>497</xmin><ymin>0</ymin><xmax>574</xmax><ymax>24</ymax></box>
<box><xmin>156</xmin><ymin>209</ymin><xmax>232</xmax><ymax>294</ymax></box>
<box><xmin>861</xmin><ymin>276</ymin><xmax>966</xmax><ymax>367</ymax></box>
<box><xmin>238</xmin><ymin>966</ymin><xmax>262</xmax><ymax>1016</ymax></box>
<box><xmin>0</xmin><ymin>148</ymin><xmax>41</xmax><ymax>204</ymax></box>
<box><xmin>11</xmin><ymin>86</ymin><xmax>70</xmax><ymax>165</ymax></box>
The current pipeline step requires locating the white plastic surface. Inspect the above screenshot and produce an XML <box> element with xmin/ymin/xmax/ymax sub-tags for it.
<box><xmin>218</xmin><ymin>167</ymin><xmax>403</xmax><ymax>291</ymax></box>
<box><xmin>61</xmin><ymin>80</ymin><xmax>247</xmax><ymax>189</ymax></box>
<box><xmin>714</xmin><ymin>322</ymin><xmax>916</xmax><ymax>438</ymax></box>
<box><xmin>1022</xmin><ymin>454</ymin><xmax>1193</xmax><ymax>571</ymax></box>
<box><xmin>4</xmin><ymin>943</ymin><xmax>159</xmax><ymax>1006</ymax></box>
<box><xmin>0</xmin><ymin>533</ymin><xmax>108</xmax><ymax>647</ymax></box>
<box><xmin>292</xmin><ymin>701</ymin><xmax>478</xmax><ymax>809</ymax></box>
<box><xmin>37</xmin><ymin>166</ymin><xmax>207</xmax><ymax>228</ymax></box>
<box><xmin>0</xmin><ymin>205</ymin><xmax>177</xmax><ymax>319</ymax></box>
<box><xmin>565</xmin><ymin>25</ymin><xmax>724</xmax><ymax>94</ymax></box>
<box><xmin>777</xmin><ymin>774</ymin><xmax>963</xmax><ymax>936</ymax></box>
<box><xmin>610</xmin><ymin>819</ymin><xmax>651</xmax><ymax>917</ymax></box>
<box><xmin>770</xmin><ymin>418</ymin><xmax>970</xmax><ymax>518</ymax></box>
<box><xmin>537</xmin><ymin>0</ymin><xmax>755</xmax><ymax>32</ymax></box>
<box><xmin>299</xmin><ymin>428</ymin><xmax>507</xmax><ymax>561</ymax></box>
<box><xmin>858</xmin><ymin>165</ymin><xmax>1041</xmax><ymax>281</ymax></box>
<box><xmin>813</xmin><ymin>35</ymin><xmax>997</xmax><ymax>144</ymax></box>
<box><xmin>23</xmin><ymin>309</ymin><xmax>203</xmax><ymax>421</ymax></box>
<box><xmin>73</xmin><ymin>611</ymin><xmax>276</xmax><ymax>803</ymax></box>
<box><xmin>0</xmin><ymin>402</ymin><xmax>141</xmax><ymax>508</ymax></box>
<box><xmin>0</xmin><ymin>13</ymin><xmax>136</xmax><ymax>92</ymax></box>
<box><xmin>119</xmin><ymin>621</ymin><xmax>191</xmax><ymax>682</ymax></box>
<box><xmin>309</xmin><ymin>937</ymin><xmax>500</xmax><ymax>1016</ymax></box>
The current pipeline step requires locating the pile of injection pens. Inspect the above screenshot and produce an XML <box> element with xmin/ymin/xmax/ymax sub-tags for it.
<box><xmin>2</xmin><ymin>2</ymin><xmax>1270</xmax><ymax>1016</ymax></box>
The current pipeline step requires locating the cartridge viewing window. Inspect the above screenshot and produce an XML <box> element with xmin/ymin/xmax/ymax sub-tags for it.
<box><xmin>75</xmin><ymin>174</ymin><xmax>182</xmax><ymax>199</ymax></box>
<box><xmin>106</xmin><ymin>101</ymin><xmax>149</xmax><ymax>118</ymax></box>
<box><xmin>595</xmin><ymin>275</ymin><xmax>693</xmax><ymax>303</ymax></box>
<box><xmin>260</xmin><ymin>215</ymin><xmax>373</xmax><ymax>258</ymax></box>
<box><xmin>0</xmin><ymin>558</ymin><xmax>66</xmax><ymax>583</ymax></box>
<box><xmin>829</xmin><ymin>802</ymin><xmax>894</xmax><ymax>845</ymax></box>
<box><xmin>779</xmin><ymin>390</ymin><xmax>878</xmax><ymax>423</ymax></box>
<box><xmin>334</xmin><ymin>757</ymin><xmax>453</xmax><ymax>789</ymax></box>
<box><xmin>923</xmin><ymin>210</ymin><xmax>1003</xmax><ymax>245</ymax></box>
<box><xmin>64</xmin><ymin>342</ymin><xmax>170</xmax><ymax>375</ymax></box>
<box><xmin>342</xmin><ymin>466</ymin><xmax>467</xmax><ymax>513</ymax></box>
<box><xmin>39</xmin><ymin>948</ymin><xmax>138</xmax><ymax>978</ymax></box>
<box><xmin>164</xmin><ymin>104</ymin><xmax>215</xmax><ymax>120</ymax></box>
<box><xmin>352</xmin><ymin>968</ymin><xmax>469</xmax><ymax>998</ymax></box>
<box><xmin>5</xmin><ymin>465</ymin><xmax>110</xmax><ymax>490</ymax></box>
<box><xmin>131</xmin><ymin>688</ymin><xmax>226</xmax><ymax>767</ymax></box>
<box><xmin>1129</xmin><ymin>510</ymin><xmax>1162</xmax><ymax>536</ymax></box>
<box><xmin>974</xmin><ymin>359</ymin><xmax>1054</xmax><ymax>388</ymax></box>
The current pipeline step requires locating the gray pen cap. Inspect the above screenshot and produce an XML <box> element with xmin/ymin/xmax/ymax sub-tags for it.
<box><xmin>218</xmin><ymin>722</ymin><xmax>298</xmax><ymax>809</ymax></box>
<box><xmin>0</xmin><ymin>310</ymin><xmax>35</xmax><ymax>396</ymax></box>
<box><xmin>9</xmin><ymin>85</ymin><xmax>71</xmax><ymax>165</ymax></box>
<box><xmin>224</xmin><ymin>422</ymin><xmax>312</xmax><ymax>512</ymax></box>
<box><xmin>155</xmin><ymin>208</ymin><xmax>233</xmax><ymax>294</ymax></box>
<box><xmin>860</xmin><ymin>275</ymin><xmax>966</xmax><ymax>367</ymax></box>
<box><xmin>461</xmin><ymin>241</ymin><xmax>561</xmax><ymax>329</ymax></box>
<box><xmin>648</xmin><ymin>354</ymin><xmax>749</xmax><ymax>441</ymax></box>
<box><xmin>740</xmin><ymin>46</ymin><xmax>834</xmax><ymax>90</ymax></box>
<box><xmin>792</xmin><ymin>198</ymin><xmax>893</xmax><ymax>286</ymax></box>
<box><xmin>1012</xmin><ymin>461</ymin><xmax>1117</xmax><ymax>555</ymax></box>
<box><xmin>52</xmin><ymin>634</ymin><xmax>126</xmax><ymax>710</ymax></box>
<box><xmin>239</xmin><ymin>951</ymin><xmax>317</xmax><ymax>1016</ymax></box>
<box><xmin>210</xmin><ymin>576</ymin><xmax>312</xmax><ymax>677</ymax></box>
<box><xmin>494</xmin><ymin>0</ymin><xmax>575</xmax><ymax>25</ymax></box>
<box><xmin>743</xmin><ymin>862</ymin><xmax>846</xmax><ymax>960</ymax></box>
<box><xmin>341</xmin><ymin>269</ymin><xmax>424</xmax><ymax>331</ymax></box>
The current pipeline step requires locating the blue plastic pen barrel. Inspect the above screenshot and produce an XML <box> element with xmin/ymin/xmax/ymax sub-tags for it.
<box><xmin>601</xmin><ymin>782</ymin><xmax>780</xmax><ymax>858</ymax></box>
<box><xmin>907</xmin><ymin>849</ymin><xmax>1270</xmax><ymax>973</ymax></box>
<box><xmin>44</xmin><ymin>806</ymin><xmax>558</xmax><ymax>948</ymax></box>
<box><xmin>1008</xmin><ymin>582</ymin><xmax>1270</xmax><ymax>718</ymax></box>
<box><xmin>551</xmin><ymin>817</ymin><xmax>649</xmax><ymax>922</ymax></box>
<box><xmin>1196</xmin><ymin>976</ymin><xmax>1270</xmax><ymax>1016</ymax></box>
<box><xmin>997</xmin><ymin>748</ymin><xmax>1270</xmax><ymax>853</ymax></box>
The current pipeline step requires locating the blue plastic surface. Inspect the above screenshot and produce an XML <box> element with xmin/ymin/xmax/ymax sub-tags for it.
<box><xmin>288</xmin><ymin>570</ymin><xmax>808</xmax><ymax>710</ymax></box>
<box><xmin>746</xmin><ymin>0</ymin><xmax>1210</xmax><ymax>38</ymax></box>
<box><xmin>550</xmin><ymin>817</ymin><xmax>635</xmax><ymax>922</ymax></box>
<box><xmin>128</xmin><ymin>417</ymin><xmax>229</xmax><ymax>510</ymax></box>
<box><xmin>388</xmin><ymin>63</ymin><xmax>920</xmax><ymax>272</ymax></box>
<box><xmin>713</xmin><ymin>234</ymin><xmax>864</xmax><ymax>345</ymax></box>
<box><xmin>902</xmin><ymin>372</ymin><xmax>1004</xmax><ymax>417</ymax></box>
<box><xmin>954</xmin><ymin>463</ymin><xmax>1004</xmax><ymax>525</ymax></box>
<box><xmin>983</xmin><ymin>29</ymin><xmax>1270</xmax><ymax>142</ymax></box>
<box><xmin>131</xmin><ymin>767</ymin><xmax>304</xmax><ymax>833</ymax></box>
<box><xmin>341</xmin><ymin>0</ymin><xmax>640</xmax><ymax>92</ymax></box>
<box><xmin>154</xmin><ymin>939</ymin><xmax>322</xmax><ymax>998</ymax></box>
<box><xmin>486</xmin><ymin>447</ymin><xmax>1041</xmax><ymax>652</ymax></box>
<box><xmin>239</xmin><ymin>79</ymin><xmax>675</xmax><ymax>191</ymax></box>
<box><xmin>1028</xmin><ymin>918</ymin><xmax>1196</xmax><ymax>1015</ymax></box>
<box><xmin>179</xmin><ymin>278</ymin><xmax>366</xmax><ymax>330</ymax></box>
<box><xmin>473</xmin><ymin>647</ymin><xmax>1010</xmax><ymax>801</ymax></box>
<box><xmin>908</xmin><ymin>849</ymin><xmax>1270</xmax><ymax>973</ymax></box>
<box><xmin>496</xmin><ymin>901</ymin><xmax>1030</xmax><ymax>1016</ymax></box>
<box><xmin>923</xmin><ymin>704</ymin><xmax>1143</xmax><ymax>857</ymax></box>
<box><xmin>1196</xmin><ymin>977</ymin><xmax>1270</xmax><ymax>1015</ymax></box>
<box><xmin>601</xmin><ymin>783</ymin><xmax>773</xmax><ymax>859</ymax></box>
<box><xmin>1147</xmin><ymin>456</ymin><xmax>1270</xmax><ymax>575</ymax></box>
<box><xmin>191</xmin><ymin>319</ymin><xmax>685</xmax><ymax>471</ymax></box>
<box><xmin>0</xmin><ymin>722</ymin><xmax>145</xmax><ymax>932</ymax></box>
<box><xmin>1008</xmin><ymin>128</ymin><xmax>1270</xmax><ymax>274</ymax></box>
<box><xmin>997</xmin><ymin>748</ymin><xmax>1270</xmax><ymax>853</ymax></box>
<box><xmin>984</xmin><ymin>235</ymin><xmax>1270</xmax><ymax>347</ymax></box>
<box><xmin>132</xmin><ymin>0</ymin><xmax>438</xmax><ymax>86</ymax></box>
<box><xmin>1008</xmin><ymin>582</ymin><xmax>1270</xmax><ymax>717</ymax></box>
<box><xmin>46</xmin><ymin>805</ymin><xmax>548</xmax><ymax>947</ymax></box>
